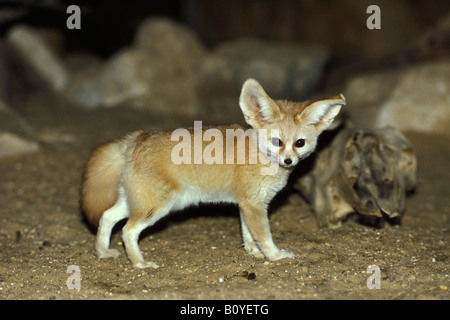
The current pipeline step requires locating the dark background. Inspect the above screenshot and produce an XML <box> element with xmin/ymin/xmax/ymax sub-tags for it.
<box><xmin>0</xmin><ymin>0</ymin><xmax>448</xmax><ymax>59</ymax></box>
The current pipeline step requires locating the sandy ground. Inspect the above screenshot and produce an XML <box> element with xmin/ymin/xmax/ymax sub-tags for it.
<box><xmin>0</xmin><ymin>93</ymin><xmax>448</xmax><ymax>301</ymax></box>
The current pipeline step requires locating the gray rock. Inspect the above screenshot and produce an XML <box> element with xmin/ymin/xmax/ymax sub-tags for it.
<box><xmin>65</xmin><ymin>18</ymin><xmax>206</xmax><ymax>116</ymax></box>
<box><xmin>343</xmin><ymin>70</ymin><xmax>399</xmax><ymax>128</ymax></box>
<box><xmin>0</xmin><ymin>132</ymin><xmax>40</xmax><ymax>157</ymax></box>
<box><xmin>64</xmin><ymin>64</ymin><xmax>103</xmax><ymax>110</ymax></box>
<box><xmin>0</xmin><ymin>101</ymin><xmax>39</xmax><ymax>158</ymax></box>
<box><xmin>99</xmin><ymin>49</ymin><xmax>151</xmax><ymax>109</ymax></box>
<box><xmin>134</xmin><ymin>17</ymin><xmax>206</xmax><ymax>76</ymax></box>
<box><xmin>344</xmin><ymin>60</ymin><xmax>450</xmax><ymax>136</ymax></box>
<box><xmin>6</xmin><ymin>25</ymin><xmax>68</xmax><ymax>92</ymax></box>
<box><xmin>375</xmin><ymin>61</ymin><xmax>450</xmax><ymax>135</ymax></box>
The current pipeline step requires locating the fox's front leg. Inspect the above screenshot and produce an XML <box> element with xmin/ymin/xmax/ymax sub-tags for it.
<box><xmin>239</xmin><ymin>202</ymin><xmax>295</xmax><ymax>261</ymax></box>
<box><xmin>240</xmin><ymin>210</ymin><xmax>264</xmax><ymax>259</ymax></box>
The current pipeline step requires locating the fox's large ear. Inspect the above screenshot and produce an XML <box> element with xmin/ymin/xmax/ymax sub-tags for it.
<box><xmin>298</xmin><ymin>94</ymin><xmax>346</xmax><ymax>133</ymax></box>
<box><xmin>239</xmin><ymin>78</ymin><xmax>283</xmax><ymax>129</ymax></box>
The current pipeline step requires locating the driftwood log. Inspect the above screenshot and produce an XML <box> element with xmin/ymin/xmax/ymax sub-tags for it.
<box><xmin>295</xmin><ymin>126</ymin><xmax>417</xmax><ymax>228</ymax></box>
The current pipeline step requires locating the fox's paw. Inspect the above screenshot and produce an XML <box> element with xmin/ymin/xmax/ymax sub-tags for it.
<box><xmin>97</xmin><ymin>248</ymin><xmax>121</xmax><ymax>259</ymax></box>
<box><xmin>134</xmin><ymin>261</ymin><xmax>160</xmax><ymax>269</ymax></box>
<box><xmin>244</xmin><ymin>244</ymin><xmax>265</xmax><ymax>259</ymax></box>
<box><xmin>265</xmin><ymin>249</ymin><xmax>295</xmax><ymax>261</ymax></box>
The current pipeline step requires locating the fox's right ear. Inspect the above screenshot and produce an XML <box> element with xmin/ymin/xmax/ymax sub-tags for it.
<box><xmin>239</xmin><ymin>79</ymin><xmax>283</xmax><ymax>129</ymax></box>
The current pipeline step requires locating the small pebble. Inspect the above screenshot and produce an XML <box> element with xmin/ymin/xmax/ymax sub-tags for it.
<box><xmin>15</xmin><ymin>231</ymin><xmax>21</xmax><ymax>243</ymax></box>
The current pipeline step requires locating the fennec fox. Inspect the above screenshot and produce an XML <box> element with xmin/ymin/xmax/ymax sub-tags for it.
<box><xmin>81</xmin><ymin>78</ymin><xmax>345</xmax><ymax>268</ymax></box>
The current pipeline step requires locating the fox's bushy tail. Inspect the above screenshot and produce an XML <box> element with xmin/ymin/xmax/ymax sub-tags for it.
<box><xmin>81</xmin><ymin>131</ymin><xmax>141</xmax><ymax>226</ymax></box>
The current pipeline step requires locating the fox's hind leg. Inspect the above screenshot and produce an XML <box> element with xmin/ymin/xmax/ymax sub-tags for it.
<box><xmin>96</xmin><ymin>186</ymin><xmax>129</xmax><ymax>259</ymax></box>
<box><xmin>121</xmin><ymin>203</ymin><xmax>173</xmax><ymax>269</ymax></box>
<box><xmin>121</xmin><ymin>181</ymin><xmax>175</xmax><ymax>269</ymax></box>
<box><xmin>122</xmin><ymin>219</ymin><xmax>161</xmax><ymax>269</ymax></box>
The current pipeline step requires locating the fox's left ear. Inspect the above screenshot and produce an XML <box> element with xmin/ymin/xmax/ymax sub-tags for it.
<box><xmin>298</xmin><ymin>94</ymin><xmax>346</xmax><ymax>133</ymax></box>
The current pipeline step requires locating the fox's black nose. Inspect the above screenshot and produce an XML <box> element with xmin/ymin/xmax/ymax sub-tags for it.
<box><xmin>284</xmin><ymin>158</ymin><xmax>292</xmax><ymax>165</ymax></box>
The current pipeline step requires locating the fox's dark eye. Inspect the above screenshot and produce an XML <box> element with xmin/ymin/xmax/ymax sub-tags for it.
<box><xmin>272</xmin><ymin>138</ymin><xmax>283</xmax><ymax>147</ymax></box>
<box><xmin>295</xmin><ymin>139</ymin><xmax>305</xmax><ymax>148</ymax></box>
